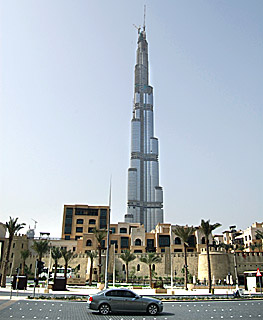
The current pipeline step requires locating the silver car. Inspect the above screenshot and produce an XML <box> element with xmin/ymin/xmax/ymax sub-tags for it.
<box><xmin>87</xmin><ymin>288</ymin><xmax>163</xmax><ymax>315</ymax></box>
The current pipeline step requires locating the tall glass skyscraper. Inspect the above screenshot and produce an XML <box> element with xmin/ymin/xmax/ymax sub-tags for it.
<box><xmin>124</xmin><ymin>25</ymin><xmax>164</xmax><ymax>232</ymax></box>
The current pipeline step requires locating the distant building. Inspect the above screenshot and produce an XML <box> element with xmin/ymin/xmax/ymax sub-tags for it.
<box><xmin>125</xmin><ymin>24</ymin><xmax>164</xmax><ymax>232</ymax></box>
<box><xmin>61</xmin><ymin>204</ymin><xmax>110</xmax><ymax>240</ymax></box>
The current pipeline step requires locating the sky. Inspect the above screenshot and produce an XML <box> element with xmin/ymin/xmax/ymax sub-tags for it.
<box><xmin>0</xmin><ymin>0</ymin><xmax>262</xmax><ymax>237</ymax></box>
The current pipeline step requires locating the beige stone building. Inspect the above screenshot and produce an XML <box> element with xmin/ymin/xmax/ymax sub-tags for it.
<box><xmin>1</xmin><ymin>210</ymin><xmax>263</xmax><ymax>286</ymax></box>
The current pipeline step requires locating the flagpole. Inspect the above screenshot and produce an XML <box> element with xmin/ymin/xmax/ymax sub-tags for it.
<box><xmin>105</xmin><ymin>177</ymin><xmax>112</xmax><ymax>289</ymax></box>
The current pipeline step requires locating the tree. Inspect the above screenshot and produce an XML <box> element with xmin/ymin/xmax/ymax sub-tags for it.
<box><xmin>140</xmin><ymin>252</ymin><xmax>162</xmax><ymax>288</ymax></box>
<box><xmin>51</xmin><ymin>247</ymin><xmax>62</xmax><ymax>280</ymax></box>
<box><xmin>0</xmin><ymin>217</ymin><xmax>25</xmax><ymax>287</ymax></box>
<box><xmin>61</xmin><ymin>249</ymin><xmax>74</xmax><ymax>282</ymax></box>
<box><xmin>92</xmin><ymin>228</ymin><xmax>107</xmax><ymax>282</ymax></box>
<box><xmin>172</xmin><ymin>225</ymin><xmax>195</xmax><ymax>290</ymax></box>
<box><xmin>200</xmin><ymin>219</ymin><xmax>221</xmax><ymax>293</ymax></box>
<box><xmin>86</xmin><ymin>250</ymin><xmax>97</xmax><ymax>286</ymax></box>
<box><xmin>32</xmin><ymin>239</ymin><xmax>50</xmax><ymax>262</ymax></box>
<box><xmin>120</xmin><ymin>250</ymin><xmax>136</xmax><ymax>283</ymax></box>
<box><xmin>20</xmin><ymin>249</ymin><xmax>30</xmax><ymax>276</ymax></box>
<box><xmin>256</xmin><ymin>230</ymin><xmax>263</xmax><ymax>240</ymax></box>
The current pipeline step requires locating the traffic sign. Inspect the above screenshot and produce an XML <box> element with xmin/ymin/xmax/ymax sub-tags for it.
<box><xmin>256</xmin><ymin>268</ymin><xmax>262</xmax><ymax>277</ymax></box>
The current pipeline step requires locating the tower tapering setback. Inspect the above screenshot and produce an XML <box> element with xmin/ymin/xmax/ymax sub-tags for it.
<box><xmin>124</xmin><ymin>23</ymin><xmax>164</xmax><ymax>232</ymax></box>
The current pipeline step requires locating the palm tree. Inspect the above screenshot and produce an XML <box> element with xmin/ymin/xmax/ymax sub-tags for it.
<box><xmin>51</xmin><ymin>247</ymin><xmax>62</xmax><ymax>280</ymax></box>
<box><xmin>32</xmin><ymin>239</ymin><xmax>50</xmax><ymax>262</ymax></box>
<box><xmin>256</xmin><ymin>230</ymin><xmax>263</xmax><ymax>240</ymax></box>
<box><xmin>93</xmin><ymin>228</ymin><xmax>107</xmax><ymax>282</ymax></box>
<box><xmin>256</xmin><ymin>230</ymin><xmax>263</xmax><ymax>251</ymax></box>
<box><xmin>86</xmin><ymin>250</ymin><xmax>97</xmax><ymax>286</ymax></box>
<box><xmin>61</xmin><ymin>249</ymin><xmax>75</xmax><ymax>282</ymax></box>
<box><xmin>200</xmin><ymin>219</ymin><xmax>221</xmax><ymax>293</ymax></box>
<box><xmin>172</xmin><ymin>225</ymin><xmax>195</xmax><ymax>290</ymax></box>
<box><xmin>140</xmin><ymin>252</ymin><xmax>162</xmax><ymax>288</ymax></box>
<box><xmin>1</xmin><ymin>217</ymin><xmax>25</xmax><ymax>287</ymax></box>
<box><xmin>20</xmin><ymin>249</ymin><xmax>30</xmax><ymax>276</ymax></box>
<box><xmin>120</xmin><ymin>250</ymin><xmax>136</xmax><ymax>283</ymax></box>
<box><xmin>31</xmin><ymin>239</ymin><xmax>50</xmax><ymax>279</ymax></box>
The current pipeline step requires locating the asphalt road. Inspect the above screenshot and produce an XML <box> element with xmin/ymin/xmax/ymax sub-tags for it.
<box><xmin>0</xmin><ymin>299</ymin><xmax>262</xmax><ymax>320</ymax></box>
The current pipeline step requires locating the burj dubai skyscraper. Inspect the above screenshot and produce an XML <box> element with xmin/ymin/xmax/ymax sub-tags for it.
<box><xmin>124</xmin><ymin>22</ymin><xmax>164</xmax><ymax>232</ymax></box>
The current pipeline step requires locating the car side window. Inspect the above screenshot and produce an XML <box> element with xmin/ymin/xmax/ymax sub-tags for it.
<box><xmin>122</xmin><ymin>290</ymin><xmax>136</xmax><ymax>298</ymax></box>
<box><xmin>106</xmin><ymin>290</ymin><xmax>120</xmax><ymax>297</ymax></box>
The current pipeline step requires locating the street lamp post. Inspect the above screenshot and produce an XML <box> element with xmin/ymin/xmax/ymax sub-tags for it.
<box><xmin>229</xmin><ymin>225</ymin><xmax>239</xmax><ymax>290</ymax></box>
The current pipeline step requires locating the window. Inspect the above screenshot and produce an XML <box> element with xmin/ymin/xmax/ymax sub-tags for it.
<box><xmin>122</xmin><ymin>264</ymin><xmax>125</xmax><ymax>271</ymax></box>
<box><xmin>188</xmin><ymin>235</ymin><xmax>196</xmax><ymax>247</ymax></box>
<box><xmin>174</xmin><ymin>249</ymin><xmax>182</xmax><ymax>252</ymax></box>
<box><xmin>66</xmin><ymin>207</ymin><xmax>73</xmax><ymax>217</ymax></box>
<box><xmin>64</xmin><ymin>209</ymin><xmax>73</xmax><ymax>235</ymax></box>
<box><xmin>121</xmin><ymin>237</ymin><xmax>129</xmax><ymax>248</ymax></box>
<box><xmin>161</xmin><ymin>248</ymin><xmax>165</xmax><ymax>252</ymax></box>
<box><xmin>21</xmin><ymin>243</ymin><xmax>24</xmax><ymax>249</ymax></box>
<box><xmin>110</xmin><ymin>240</ymin><xmax>118</xmax><ymax>248</ymax></box>
<box><xmin>100</xmin><ymin>209</ymin><xmax>107</xmax><ymax>229</ymax></box>
<box><xmin>88</xmin><ymin>227</ymin><xmax>94</xmax><ymax>233</ymax></box>
<box><xmin>13</xmin><ymin>243</ymin><xmax>15</xmax><ymax>248</ymax></box>
<box><xmin>122</xmin><ymin>290</ymin><xmax>136</xmax><ymax>298</ymax></box>
<box><xmin>76</xmin><ymin>227</ymin><xmax>83</xmax><ymax>233</ymax></box>
<box><xmin>120</xmin><ymin>228</ymin><xmax>127</xmax><ymax>234</ymax></box>
<box><xmin>159</xmin><ymin>235</ymin><xmax>170</xmax><ymax>247</ymax></box>
<box><xmin>137</xmin><ymin>264</ymin><xmax>140</xmax><ymax>271</ymax></box>
<box><xmin>174</xmin><ymin>237</ymin><xmax>181</xmax><ymax>245</ymax></box>
<box><xmin>65</xmin><ymin>235</ymin><xmax>70</xmax><ymax>240</ymax></box>
<box><xmin>86</xmin><ymin>239</ymin><xmax>92</xmax><ymax>246</ymax></box>
<box><xmin>135</xmin><ymin>238</ymin><xmax>142</xmax><ymax>246</ymax></box>
<box><xmin>111</xmin><ymin>227</ymin><xmax>116</xmax><ymax>234</ymax></box>
<box><xmin>11</xmin><ymin>253</ymin><xmax>14</xmax><ymax>258</ymax></box>
<box><xmin>76</xmin><ymin>219</ymin><xmax>83</xmax><ymax>224</ymax></box>
<box><xmin>134</xmin><ymin>250</ymin><xmax>142</xmax><ymax>253</ymax></box>
<box><xmin>152</xmin><ymin>264</ymin><xmax>155</xmax><ymax>271</ymax></box>
<box><xmin>75</xmin><ymin>208</ymin><xmax>99</xmax><ymax>216</ymax></box>
<box><xmin>201</xmin><ymin>237</ymin><xmax>206</xmax><ymax>244</ymax></box>
<box><xmin>89</xmin><ymin>219</ymin><xmax>96</xmax><ymax>225</ymax></box>
<box><xmin>75</xmin><ymin>236</ymin><xmax>81</xmax><ymax>240</ymax></box>
<box><xmin>73</xmin><ymin>247</ymin><xmax>76</xmax><ymax>251</ymax></box>
<box><xmin>30</xmin><ymin>264</ymin><xmax>32</xmax><ymax>270</ymax></box>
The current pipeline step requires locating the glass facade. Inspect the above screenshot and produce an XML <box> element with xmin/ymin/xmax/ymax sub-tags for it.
<box><xmin>159</xmin><ymin>235</ymin><xmax>170</xmax><ymax>247</ymax></box>
<box><xmin>99</xmin><ymin>209</ymin><xmax>107</xmax><ymax>229</ymax></box>
<box><xmin>75</xmin><ymin>208</ymin><xmax>99</xmax><ymax>216</ymax></box>
<box><xmin>121</xmin><ymin>237</ymin><xmax>129</xmax><ymax>248</ymax></box>
<box><xmin>64</xmin><ymin>207</ymin><xmax>73</xmax><ymax>235</ymax></box>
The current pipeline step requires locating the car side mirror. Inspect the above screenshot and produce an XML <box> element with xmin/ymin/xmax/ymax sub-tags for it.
<box><xmin>135</xmin><ymin>295</ymin><xmax>140</xmax><ymax>299</ymax></box>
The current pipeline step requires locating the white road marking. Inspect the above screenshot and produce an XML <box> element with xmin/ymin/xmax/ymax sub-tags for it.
<box><xmin>22</xmin><ymin>316</ymin><xmax>24</xmax><ymax>318</ymax></box>
<box><xmin>39</xmin><ymin>309</ymin><xmax>42</xmax><ymax>311</ymax></box>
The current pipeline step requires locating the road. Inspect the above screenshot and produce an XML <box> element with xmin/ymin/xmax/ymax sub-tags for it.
<box><xmin>0</xmin><ymin>299</ymin><xmax>262</xmax><ymax>319</ymax></box>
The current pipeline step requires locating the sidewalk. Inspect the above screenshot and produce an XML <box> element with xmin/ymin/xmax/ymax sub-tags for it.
<box><xmin>0</xmin><ymin>285</ymin><xmax>261</xmax><ymax>301</ymax></box>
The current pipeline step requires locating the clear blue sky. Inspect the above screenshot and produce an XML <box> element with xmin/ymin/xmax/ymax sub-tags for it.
<box><xmin>1</xmin><ymin>0</ymin><xmax>262</xmax><ymax>237</ymax></box>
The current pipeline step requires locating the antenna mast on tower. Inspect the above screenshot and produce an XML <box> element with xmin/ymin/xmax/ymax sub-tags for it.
<box><xmin>143</xmin><ymin>5</ymin><xmax>146</xmax><ymax>31</ymax></box>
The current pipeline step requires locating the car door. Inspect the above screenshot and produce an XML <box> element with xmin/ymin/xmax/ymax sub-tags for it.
<box><xmin>105</xmin><ymin>290</ymin><xmax>124</xmax><ymax>311</ymax></box>
<box><xmin>121</xmin><ymin>290</ymin><xmax>143</xmax><ymax>312</ymax></box>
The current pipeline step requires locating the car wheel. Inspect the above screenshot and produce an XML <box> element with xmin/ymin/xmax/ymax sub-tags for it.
<box><xmin>99</xmin><ymin>303</ymin><xmax>110</xmax><ymax>315</ymax></box>
<box><xmin>147</xmin><ymin>303</ymin><xmax>158</xmax><ymax>315</ymax></box>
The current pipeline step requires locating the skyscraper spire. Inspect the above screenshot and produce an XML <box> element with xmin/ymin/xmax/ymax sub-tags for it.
<box><xmin>125</xmin><ymin>16</ymin><xmax>164</xmax><ymax>232</ymax></box>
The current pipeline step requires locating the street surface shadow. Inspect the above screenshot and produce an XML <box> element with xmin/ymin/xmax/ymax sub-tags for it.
<box><xmin>91</xmin><ymin>311</ymin><xmax>174</xmax><ymax>316</ymax></box>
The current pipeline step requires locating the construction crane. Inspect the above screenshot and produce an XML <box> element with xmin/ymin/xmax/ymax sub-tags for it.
<box><xmin>31</xmin><ymin>219</ymin><xmax>38</xmax><ymax>230</ymax></box>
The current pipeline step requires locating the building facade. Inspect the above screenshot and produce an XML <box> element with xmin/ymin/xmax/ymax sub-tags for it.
<box><xmin>125</xmin><ymin>25</ymin><xmax>164</xmax><ymax>232</ymax></box>
<box><xmin>61</xmin><ymin>204</ymin><xmax>109</xmax><ymax>240</ymax></box>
